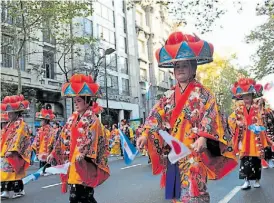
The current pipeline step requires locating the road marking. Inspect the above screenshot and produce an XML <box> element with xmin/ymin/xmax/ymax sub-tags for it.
<box><xmin>121</xmin><ymin>164</ymin><xmax>142</xmax><ymax>170</ymax></box>
<box><xmin>42</xmin><ymin>183</ymin><xmax>62</xmax><ymax>189</ymax></box>
<box><xmin>218</xmin><ymin>186</ymin><xmax>241</xmax><ymax>203</ymax></box>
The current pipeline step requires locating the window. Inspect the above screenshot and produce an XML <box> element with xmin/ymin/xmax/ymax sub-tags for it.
<box><xmin>122</xmin><ymin>78</ymin><xmax>129</xmax><ymax>95</ymax></box>
<box><xmin>43</xmin><ymin>51</ymin><xmax>55</xmax><ymax>79</ymax></box>
<box><xmin>108</xmin><ymin>9</ymin><xmax>114</xmax><ymax>23</ymax></box>
<box><xmin>136</xmin><ymin>11</ymin><xmax>143</xmax><ymax>26</ymax></box>
<box><xmin>43</xmin><ymin>22</ymin><xmax>56</xmax><ymax>45</ymax></box>
<box><xmin>117</xmin><ymin>15</ymin><xmax>126</xmax><ymax>33</ymax></box>
<box><xmin>1</xmin><ymin>35</ymin><xmax>13</xmax><ymax>68</ymax></box>
<box><xmin>159</xmin><ymin>70</ymin><xmax>165</xmax><ymax>82</ymax></box>
<box><xmin>119</xmin><ymin>57</ymin><xmax>128</xmax><ymax>74</ymax></box>
<box><xmin>94</xmin><ymin>2</ymin><xmax>101</xmax><ymax>15</ymax></box>
<box><xmin>83</xmin><ymin>18</ymin><xmax>92</xmax><ymax>36</ymax></box>
<box><xmin>140</xmin><ymin>68</ymin><xmax>147</xmax><ymax>81</ymax></box>
<box><xmin>84</xmin><ymin>44</ymin><xmax>93</xmax><ymax>63</ymax></box>
<box><xmin>1</xmin><ymin>1</ymin><xmax>13</xmax><ymax>25</ymax></box>
<box><xmin>97</xmin><ymin>24</ymin><xmax>115</xmax><ymax>45</ymax></box>
<box><xmin>119</xmin><ymin>36</ymin><xmax>127</xmax><ymax>53</ymax></box>
<box><xmin>19</xmin><ymin>45</ymin><xmax>26</xmax><ymax>71</ymax></box>
<box><xmin>138</xmin><ymin>40</ymin><xmax>145</xmax><ymax>55</ymax></box>
<box><xmin>106</xmin><ymin>54</ymin><xmax>117</xmax><ymax>71</ymax></box>
<box><xmin>116</xmin><ymin>0</ymin><xmax>125</xmax><ymax>13</ymax></box>
<box><xmin>109</xmin><ymin>75</ymin><xmax>119</xmax><ymax>94</ymax></box>
<box><xmin>101</xmin><ymin>5</ymin><xmax>108</xmax><ymax>18</ymax></box>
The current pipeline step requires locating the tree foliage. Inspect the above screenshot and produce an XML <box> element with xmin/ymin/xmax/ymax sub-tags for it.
<box><xmin>246</xmin><ymin>0</ymin><xmax>274</xmax><ymax>80</ymax></box>
<box><xmin>127</xmin><ymin>0</ymin><xmax>243</xmax><ymax>33</ymax></box>
<box><xmin>197</xmin><ymin>55</ymin><xmax>249</xmax><ymax>114</ymax></box>
<box><xmin>1</xmin><ymin>0</ymin><xmax>94</xmax><ymax>92</ymax></box>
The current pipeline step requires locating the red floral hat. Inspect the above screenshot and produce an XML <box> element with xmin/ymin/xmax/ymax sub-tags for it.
<box><xmin>155</xmin><ymin>32</ymin><xmax>214</xmax><ymax>68</ymax></box>
<box><xmin>0</xmin><ymin>94</ymin><xmax>30</xmax><ymax>112</ymax></box>
<box><xmin>1</xmin><ymin>113</ymin><xmax>9</xmax><ymax>123</ymax></box>
<box><xmin>36</xmin><ymin>104</ymin><xmax>55</xmax><ymax>120</ymax></box>
<box><xmin>61</xmin><ymin>74</ymin><xmax>100</xmax><ymax>97</ymax></box>
<box><xmin>231</xmin><ymin>78</ymin><xmax>263</xmax><ymax>100</ymax></box>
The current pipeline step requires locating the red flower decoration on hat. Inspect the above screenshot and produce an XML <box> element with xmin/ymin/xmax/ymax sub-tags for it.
<box><xmin>155</xmin><ymin>31</ymin><xmax>214</xmax><ymax>68</ymax></box>
<box><xmin>0</xmin><ymin>94</ymin><xmax>29</xmax><ymax>112</ymax></box>
<box><xmin>231</xmin><ymin>78</ymin><xmax>263</xmax><ymax>100</ymax></box>
<box><xmin>61</xmin><ymin>74</ymin><xmax>100</xmax><ymax>97</ymax></box>
<box><xmin>36</xmin><ymin>104</ymin><xmax>55</xmax><ymax>120</ymax></box>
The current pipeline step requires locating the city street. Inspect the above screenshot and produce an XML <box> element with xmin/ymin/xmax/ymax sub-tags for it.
<box><xmin>3</xmin><ymin>156</ymin><xmax>274</xmax><ymax>203</ymax></box>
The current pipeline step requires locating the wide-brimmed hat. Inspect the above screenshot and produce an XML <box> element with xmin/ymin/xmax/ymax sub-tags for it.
<box><xmin>36</xmin><ymin>104</ymin><xmax>55</xmax><ymax>120</ymax></box>
<box><xmin>61</xmin><ymin>74</ymin><xmax>100</xmax><ymax>97</ymax></box>
<box><xmin>155</xmin><ymin>32</ymin><xmax>214</xmax><ymax>68</ymax></box>
<box><xmin>0</xmin><ymin>94</ymin><xmax>30</xmax><ymax>112</ymax></box>
<box><xmin>231</xmin><ymin>78</ymin><xmax>263</xmax><ymax>100</ymax></box>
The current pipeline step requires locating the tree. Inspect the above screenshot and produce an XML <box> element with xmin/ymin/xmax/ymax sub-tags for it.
<box><xmin>127</xmin><ymin>0</ymin><xmax>243</xmax><ymax>33</ymax></box>
<box><xmin>1</xmin><ymin>0</ymin><xmax>93</xmax><ymax>93</ymax></box>
<box><xmin>197</xmin><ymin>55</ymin><xmax>249</xmax><ymax>114</ymax></box>
<box><xmin>246</xmin><ymin>0</ymin><xmax>274</xmax><ymax>80</ymax></box>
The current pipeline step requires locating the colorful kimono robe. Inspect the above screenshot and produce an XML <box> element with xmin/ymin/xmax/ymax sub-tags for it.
<box><xmin>142</xmin><ymin>80</ymin><xmax>237</xmax><ymax>203</ymax></box>
<box><xmin>228</xmin><ymin>101</ymin><xmax>270</xmax><ymax>158</ymax></box>
<box><xmin>32</xmin><ymin>124</ymin><xmax>55</xmax><ymax>161</ymax></box>
<box><xmin>1</xmin><ymin>118</ymin><xmax>31</xmax><ymax>182</ymax></box>
<box><xmin>262</xmin><ymin>107</ymin><xmax>274</xmax><ymax>161</ymax></box>
<box><xmin>228</xmin><ymin>101</ymin><xmax>272</xmax><ymax>180</ymax></box>
<box><xmin>51</xmin><ymin>107</ymin><xmax>110</xmax><ymax>192</ymax></box>
<box><xmin>110</xmin><ymin>129</ymin><xmax>121</xmax><ymax>155</ymax></box>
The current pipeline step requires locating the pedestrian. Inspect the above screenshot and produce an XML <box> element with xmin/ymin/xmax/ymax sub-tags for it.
<box><xmin>228</xmin><ymin>78</ymin><xmax>274</xmax><ymax>189</ymax></box>
<box><xmin>110</xmin><ymin>124</ymin><xmax>121</xmax><ymax>156</ymax></box>
<box><xmin>0</xmin><ymin>95</ymin><xmax>32</xmax><ymax>199</ymax></box>
<box><xmin>47</xmin><ymin>73</ymin><xmax>110</xmax><ymax>203</ymax></box>
<box><xmin>136</xmin><ymin>31</ymin><xmax>237</xmax><ymax>203</ymax></box>
<box><xmin>259</xmin><ymin>98</ymin><xmax>274</xmax><ymax>168</ymax></box>
<box><xmin>32</xmin><ymin>104</ymin><xmax>56</xmax><ymax>176</ymax></box>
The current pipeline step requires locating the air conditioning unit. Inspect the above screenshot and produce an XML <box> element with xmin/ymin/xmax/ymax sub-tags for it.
<box><xmin>44</xmin><ymin>103</ymin><xmax>55</xmax><ymax>112</ymax></box>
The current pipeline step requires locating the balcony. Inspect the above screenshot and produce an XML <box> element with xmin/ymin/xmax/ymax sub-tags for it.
<box><xmin>140</xmin><ymin>75</ymin><xmax>148</xmax><ymax>82</ymax></box>
<box><xmin>40</xmin><ymin>78</ymin><xmax>62</xmax><ymax>91</ymax></box>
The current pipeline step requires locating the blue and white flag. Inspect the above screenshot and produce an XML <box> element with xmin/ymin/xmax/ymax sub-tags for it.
<box><xmin>119</xmin><ymin>129</ymin><xmax>139</xmax><ymax>165</ymax></box>
<box><xmin>22</xmin><ymin>167</ymin><xmax>44</xmax><ymax>185</ymax></box>
<box><xmin>45</xmin><ymin>162</ymin><xmax>70</xmax><ymax>175</ymax></box>
<box><xmin>31</xmin><ymin>151</ymin><xmax>39</xmax><ymax>163</ymax></box>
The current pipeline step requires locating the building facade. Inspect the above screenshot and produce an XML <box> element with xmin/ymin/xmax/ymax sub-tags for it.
<box><xmin>134</xmin><ymin>3</ymin><xmax>175</xmax><ymax>120</ymax></box>
<box><xmin>1</xmin><ymin>0</ymin><xmax>141</xmax><ymax>130</ymax></box>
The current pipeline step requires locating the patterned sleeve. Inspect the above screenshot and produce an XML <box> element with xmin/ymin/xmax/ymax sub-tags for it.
<box><xmin>141</xmin><ymin>99</ymin><xmax>167</xmax><ymax>138</ymax></box>
<box><xmin>228</xmin><ymin>112</ymin><xmax>237</xmax><ymax>136</ymax></box>
<box><xmin>9</xmin><ymin>121</ymin><xmax>31</xmax><ymax>163</ymax></box>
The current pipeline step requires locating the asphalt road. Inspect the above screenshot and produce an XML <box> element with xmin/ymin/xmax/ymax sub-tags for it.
<box><xmin>3</xmin><ymin>156</ymin><xmax>274</xmax><ymax>203</ymax></box>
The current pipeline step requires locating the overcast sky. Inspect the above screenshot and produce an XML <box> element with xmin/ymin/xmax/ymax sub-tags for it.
<box><xmin>180</xmin><ymin>0</ymin><xmax>268</xmax><ymax>68</ymax></box>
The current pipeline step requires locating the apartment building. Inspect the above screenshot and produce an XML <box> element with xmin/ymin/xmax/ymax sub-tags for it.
<box><xmin>135</xmin><ymin>3</ymin><xmax>175</xmax><ymax>120</ymax></box>
<box><xmin>0</xmin><ymin>0</ymin><xmax>140</xmax><ymax>129</ymax></box>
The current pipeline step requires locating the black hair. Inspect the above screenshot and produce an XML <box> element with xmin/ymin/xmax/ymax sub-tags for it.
<box><xmin>80</xmin><ymin>96</ymin><xmax>93</xmax><ymax>106</ymax></box>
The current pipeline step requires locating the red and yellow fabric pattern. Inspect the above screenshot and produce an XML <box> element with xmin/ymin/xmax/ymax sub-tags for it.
<box><xmin>229</xmin><ymin>101</ymin><xmax>271</xmax><ymax>158</ymax></box>
<box><xmin>1</xmin><ymin>118</ymin><xmax>31</xmax><ymax>181</ymax></box>
<box><xmin>141</xmin><ymin>80</ymin><xmax>237</xmax><ymax>202</ymax></box>
<box><xmin>51</xmin><ymin>107</ymin><xmax>110</xmax><ymax>191</ymax></box>
<box><xmin>32</xmin><ymin>124</ymin><xmax>56</xmax><ymax>161</ymax></box>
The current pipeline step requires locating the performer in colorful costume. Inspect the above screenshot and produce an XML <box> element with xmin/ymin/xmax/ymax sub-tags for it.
<box><xmin>137</xmin><ymin>32</ymin><xmax>238</xmax><ymax>203</ymax></box>
<box><xmin>48</xmin><ymin>74</ymin><xmax>110</xmax><ymax>203</ymax></box>
<box><xmin>260</xmin><ymin>99</ymin><xmax>274</xmax><ymax>168</ymax></box>
<box><xmin>228</xmin><ymin>78</ymin><xmax>274</xmax><ymax>189</ymax></box>
<box><xmin>0</xmin><ymin>95</ymin><xmax>31</xmax><ymax>199</ymax></box>
<box><xmin>110</xmin><ymin>124</ymin><xmax>121</xmax><ymax>155</ymax></box>
<box><xmin>32</xmin><ymin>104</ymin><xmax>56</xmax><ymax>175</ymax></box>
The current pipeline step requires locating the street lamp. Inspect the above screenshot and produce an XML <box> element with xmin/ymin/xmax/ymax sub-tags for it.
<box><xmin>99</xmin><ymin>47</ymin><xmax>115</xmax><ymax>126</ymax></box>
